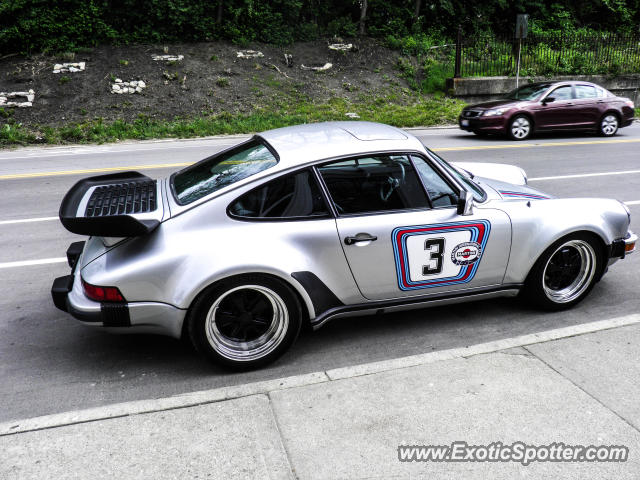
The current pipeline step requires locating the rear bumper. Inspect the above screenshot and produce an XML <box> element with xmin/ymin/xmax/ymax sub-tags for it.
<box><xmin>51</xmin><ymin>241</ymin><xmax>186</xmax><ymax>338</ymax></box>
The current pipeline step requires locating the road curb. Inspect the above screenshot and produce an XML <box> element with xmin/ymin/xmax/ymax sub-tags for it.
<box><xmin>2</xmin><ymin>313</ymin><xmax>639</xmax><ymax>436</ymax></box>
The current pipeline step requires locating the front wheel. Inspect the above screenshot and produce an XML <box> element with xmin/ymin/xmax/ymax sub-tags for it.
<box><xmin>599</xmin><ymin>114</ymin><xmax>619</xmax><ymax>137</ymax></box>
<box><xmin>508</xmin><ymin>115</ymin><xmax>532</xmax><ymax>140</ymax></box>
<box><xmin>523</xmin><ymin>234</ymin><xmax>603</xmax><ymax>310</ymax></box>
<box><xmin>187</xmin><ymin>275</ymin><xmax>302</xmax><ymax>369</ymax></box>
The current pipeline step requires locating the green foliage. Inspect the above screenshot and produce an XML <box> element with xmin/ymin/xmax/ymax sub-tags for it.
<box><xmin>326</xmin><ymin>17</ymin><xmax>358</xmax><ymax>38</ymax></box>
<box><xmin>0</xmin><ymin>95</ymin><xmax>466</xmax><ymax>146</ymax></box>
<box><xmin>1</xmin><ymin>1</ymin><xmax>640</xmax><ymax>54</ymax></box>
<box><xmin>58</xmin><ymin>75</ymin><xmax>71</xmax><ymax>85</ymax></box>
<box><xmin>215</xmin><ymin>76</ymin><xmax>230</xmax><ymax>87</ymax></box>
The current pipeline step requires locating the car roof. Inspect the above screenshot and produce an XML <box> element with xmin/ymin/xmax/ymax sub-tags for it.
<box><xmin>257</xmin><ymin>121</ymin><xmax>425</xmax><ymax>168</ymax></box>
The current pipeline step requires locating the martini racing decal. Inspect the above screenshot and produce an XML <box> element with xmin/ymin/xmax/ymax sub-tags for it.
<box><xmin>392</xmin><ymin>220</ymin><xmax>491</xmax><ymax>291</ymax></box>
<box><xmin>451</xmin><ymin>241</ymin><xmax>482</xmax><ymax>266</ymax></box>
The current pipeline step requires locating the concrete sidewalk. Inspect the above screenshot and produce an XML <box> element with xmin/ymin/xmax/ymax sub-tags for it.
<box><xmin>2</xmin><ymin>316</ymin><xmax>640</xmax><ymax>479</ymax></box>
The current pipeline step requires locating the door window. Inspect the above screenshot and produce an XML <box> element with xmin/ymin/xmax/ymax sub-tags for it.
<box><xmin>575</xmin><ymin>85</ymin><xmax>598</xmax><ymax>99</ymax></box>
<box><xmin>548</xmin><ymin>86</ymin><xmax>574</xmax><ymax>101</ymax></box>
<box><xmin>228</xmin><ymin>170</ymin><xmax>329</xmax><ymax>219</ymax></box>
<box><xmin>317</xmin><ymin>155</ymin><xmax>430</xmax><ymax>215</ymax></box>
<box><xmin>411</xmin><ymin>156</ymin><xmax>459</xmax><ymax>207</ymax></box>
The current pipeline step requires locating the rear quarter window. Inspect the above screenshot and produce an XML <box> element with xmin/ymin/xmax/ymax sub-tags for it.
<box><xmin>228</xmin><ymin>170</ymin><xmax>329</xmax><ymax>219</ymax></box>
<box><xmin>172</xmin><ymin>139</ymin><xmax>278</xmax><ymax>205</ymax></box>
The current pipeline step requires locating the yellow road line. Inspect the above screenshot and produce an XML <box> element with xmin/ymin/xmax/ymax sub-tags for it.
<box><xmin>1</xmin><ymin>137</ymin><xmax>639</xmax><ymax>180</ymax></box>
<box><xmin>433</xmin><ymin>138</ymin><xmax>640</xmax><ymax>152</ymax></box>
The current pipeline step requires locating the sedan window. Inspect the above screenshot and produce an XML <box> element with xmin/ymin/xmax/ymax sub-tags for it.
<box><xmin>228</xmin><ymin>170</ymin><xmax>329</xmax><ymax>219</ymax></box>
<box><xmin>575</xmin><ymin>85</ymin><xmax>598</xmax><ymax>99</ymax></box>
<box><xmin>548</xmin><ymin>86</ymin><xmax>574</xmax><ymax>101</ymax></box>
<box><xmin>318</xmin><ymin>155</ymin><xmax>429</xmax><ymax>215</ymax></box>
<box><xmin>506</xmin><ymin>83</ymin><xmax>552</xmax><ymax>100</ymax></box>
<box><xmin>172</xmin><ymin>139</ymin><xmax>278</xmax><ymax>205</ymax></box>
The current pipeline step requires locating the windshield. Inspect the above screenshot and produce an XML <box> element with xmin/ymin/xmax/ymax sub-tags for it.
<box><xmin>505</xmin><ymin>83</ymin><xmax>552</xmax><ymax>101</ymax></box>
<box><xmin>426</xmin><ymin>149</ymin><xmax>486</xmax><ymax>202</ymax></box>
<box><xmin>172</xmin><ymin>139</ymin><xmax>278</xmax><ymax>205</ymax></box>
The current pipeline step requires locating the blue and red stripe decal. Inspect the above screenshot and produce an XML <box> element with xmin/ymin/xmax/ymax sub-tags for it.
<box><xmin>499</xmin><ymin>190</ymin><xmax>549</xmax><ymax>200</ymax></box>
<box><xmin>392</xmin><ymin>220</ymin><xmax>491</xmax><ymax>291</ymax></box>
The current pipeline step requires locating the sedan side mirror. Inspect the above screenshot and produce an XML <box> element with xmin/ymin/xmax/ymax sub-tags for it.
<box><xmin>542</xmin><ymin>96</ymin><xmax>555</xmax><ymax>104</ymax></box>
<box><xmin>457</xmin><ymin>191</ymin><xmax>474</xmax><ymax>216</ymax></box>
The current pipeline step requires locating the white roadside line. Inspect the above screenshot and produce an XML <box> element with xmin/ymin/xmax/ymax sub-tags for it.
<box><xmin>1</xmin><ymin>313</ymin><xmax>638</xmax><ymax>436</ymax></box>
<box><xmin>0</xmin><ymin>216</ymin><xmax>58</xmax><ymax>226</ymax></box>
<box><xmin>0</xmin><ymin>258</ymin><xmax>66</xmax><ymax>269</ymax></box>
<box><xmin>529</xmin><ymin>169</ymin><xmax>640</xmax><ymax>181</ymax></box>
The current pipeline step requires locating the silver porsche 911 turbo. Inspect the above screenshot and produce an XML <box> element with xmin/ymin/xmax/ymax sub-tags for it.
<box><xmin>52</xmin><ymin>121</ymin><xmax>636</xmax><ymax>369</ymax></box>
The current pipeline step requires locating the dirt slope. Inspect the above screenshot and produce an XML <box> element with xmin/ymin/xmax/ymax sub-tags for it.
<box><xmin>0</xmin><ymin>39</ymin><xmax>407</xmax><ymax>127</ymax></box>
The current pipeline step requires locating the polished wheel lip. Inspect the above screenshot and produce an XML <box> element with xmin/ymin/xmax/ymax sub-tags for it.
<box><xmin>542</xmin><ymin>240</ymin><xmax>596</xmax><ymax>304</ymax></box>
<box><xmin>511</xmin><ymin>116</ymin><xmax>531</xmax><ymax>139</ymax></box>
<box><xmin>205</xmin><ymin>285</ymin><xmax>289</xmax><ymax>362</ymax></box>
<box><xmin>601</xmin><ymin>115</ymin><xmax>618</xmax><ymax>135</ymax></box>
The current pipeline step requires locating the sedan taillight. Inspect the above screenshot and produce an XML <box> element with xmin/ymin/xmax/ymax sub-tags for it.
<box><xmin>82</xmin><ymin>279</ymin><xmax>125</xmax><ymax>302</ymax></box>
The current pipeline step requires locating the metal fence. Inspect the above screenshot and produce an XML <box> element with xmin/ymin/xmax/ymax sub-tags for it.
<box><xmin>454</xmin><ymin>31</ymin><xmax>640</xmax><ymax>77</ymax></box>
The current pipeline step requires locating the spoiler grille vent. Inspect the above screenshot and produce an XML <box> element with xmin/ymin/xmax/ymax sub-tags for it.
<box><xmin>85</xmin><ymin>180</ymin><xmax>157</xmax><ymax>217</ymax></box>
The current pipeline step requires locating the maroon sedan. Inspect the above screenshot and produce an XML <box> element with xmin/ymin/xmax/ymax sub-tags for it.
<box><xmin>459</xmin><ymin>81</ymin><xmax>635</xmax><ymax>140</ymax></box>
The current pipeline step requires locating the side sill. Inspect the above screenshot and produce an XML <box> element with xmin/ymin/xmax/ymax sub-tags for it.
<box><xmin>310</xmin><ymin>285</ymin><xmax>522</xmax><ymax>330</ymax></box>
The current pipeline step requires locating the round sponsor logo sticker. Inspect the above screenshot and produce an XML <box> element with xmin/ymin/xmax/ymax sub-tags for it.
<box><xmin>451</xmin><ymin>242</ymin><xmax>482</xmax><ymax>266</ymax></box>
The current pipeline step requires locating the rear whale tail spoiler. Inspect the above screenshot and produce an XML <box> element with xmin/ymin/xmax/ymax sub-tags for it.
<box><xmin>59</xmin><ymin>171</ymin><xmax>162</xmax><ymax>237</ymax></box>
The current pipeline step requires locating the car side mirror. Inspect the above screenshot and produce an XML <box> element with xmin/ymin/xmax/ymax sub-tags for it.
<box><xmin>542</xmin><ymin>96</ymin><xmax>555</xmax><ymax>104</ymax></box>
<box><xmin>457</xmin><ymin>191</ymin><xmax>474</xmax><ymax>216</ymax></box>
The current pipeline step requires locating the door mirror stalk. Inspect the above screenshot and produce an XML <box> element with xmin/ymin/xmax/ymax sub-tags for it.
<box><xmin>457</xmin><ymin>191</ymin><xmax>474</xmax><ymax>216</ymax></box>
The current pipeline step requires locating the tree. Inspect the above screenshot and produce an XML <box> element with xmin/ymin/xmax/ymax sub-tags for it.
<box><xmin>358</xmin><ymin>0</ymin><xmax>368</xmax><ymax>36</ymax></box>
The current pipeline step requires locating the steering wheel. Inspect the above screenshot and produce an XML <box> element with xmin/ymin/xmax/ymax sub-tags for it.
<box><xmin>378</xmin><ymin>161</ymin><xmax>406</xmax><ymax>202</ymax></box>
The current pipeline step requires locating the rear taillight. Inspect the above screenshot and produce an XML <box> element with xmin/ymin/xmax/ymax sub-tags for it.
<box><xmin>82</xmin><ymin>279</ymin><xmax>125</xmax><ymax>302</ymax></box>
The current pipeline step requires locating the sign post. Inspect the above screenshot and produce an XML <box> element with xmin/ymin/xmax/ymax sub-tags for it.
<box><xmin>515</xmin><ymin>14</ymin><xmax>529</xmax><ymax>88</ymax></box>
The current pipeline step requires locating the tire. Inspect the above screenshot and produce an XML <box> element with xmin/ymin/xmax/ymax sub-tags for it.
<box><xmin>508</xmin><ymin>115</ymin><xmax>532</xmax><ymax>140</ymax></box>
<box><xmin>523</xmin><ymin>233</ymin><xmax>604</xmax><ymax>311</ymax></box>
<box><xmin>187</xmin><ymin>275</ymin><xmax>302</xmax><ymax>369</ymax></box>
<box><xmin>599</xmin><ymin>113</ymin><xmax>619</xmax><ymax>137</ymax></box>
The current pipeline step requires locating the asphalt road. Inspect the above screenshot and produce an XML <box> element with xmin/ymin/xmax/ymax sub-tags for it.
<box><xmin>1</xmin><ymin>124</ymin><xmax>639</xmax><ymax>423</ymax></box>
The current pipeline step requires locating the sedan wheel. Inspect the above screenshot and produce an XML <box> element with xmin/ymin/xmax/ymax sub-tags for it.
<box><xmin>188</xmin><ymin>276</ymin><xmax>302</xmax><ymax>369</ymax></box>
<box><xmin>523</xmin><ymin>234</ymin><xmax>602</xmax><ymax>310</ymax></box>
<box><xmin>600</xmin><ymin>114</ymin><xmax>619</xmax><ymax>137</ymax></box>
<box><xmin>509</xmin><ymin>115</ymin><xmax>531</xmax><ymax>140</ymax></box>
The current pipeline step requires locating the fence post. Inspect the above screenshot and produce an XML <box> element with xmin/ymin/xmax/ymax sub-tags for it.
<box><xmin>454</xmin><ymin>26</ymin><xmax>462</xmax><ymax>78</ymax></box>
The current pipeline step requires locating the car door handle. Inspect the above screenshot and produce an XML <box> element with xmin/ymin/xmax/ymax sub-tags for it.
<box><xmin>566</xmin><ymin>102</ymin><xmax>574</xmax><ymax>106</ymax></box>
<box><xmin>344</xmin><ymin>233</ymin><xmax>378</xmax><ymax>245</ymax></box>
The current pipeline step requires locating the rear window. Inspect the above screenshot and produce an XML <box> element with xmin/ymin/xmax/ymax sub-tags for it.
<box><xmin>171</xmin><ymin>139</ymin><xmax>278</xmax><ymax>205</ymax></box>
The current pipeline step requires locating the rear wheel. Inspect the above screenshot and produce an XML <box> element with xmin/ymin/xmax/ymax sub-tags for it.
<box><xmin>523</xmin><ymin>233</ymin><xmax>603</xmax><ymax>310</ymax></box>
<box><xmin>188</xmin><ymin>275</ymin><xmax>302</xmax><ymax>369</ymax></box>
<box><xmin>508</xmin><ymin>115</ymin><xmax>532</xmax><ymax>140</ymax></box>
<box><xmin>599</xmin><ymin>114</ymin><xmax>619</xmax><ymax>137</ymax></box>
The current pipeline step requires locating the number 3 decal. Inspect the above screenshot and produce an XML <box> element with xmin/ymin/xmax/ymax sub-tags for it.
<box><xmin>392</xmin><ymin>220</ymin><xmax>491</xmax><ymax>291</ymax></box>
<box><xmin>423</xmin><ymin>238</ymin><xmax>445</xmax><ymax>275</ymax></box>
